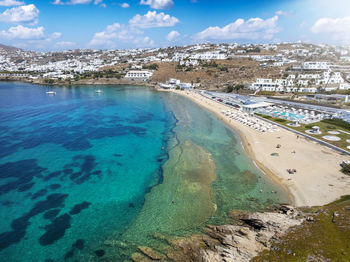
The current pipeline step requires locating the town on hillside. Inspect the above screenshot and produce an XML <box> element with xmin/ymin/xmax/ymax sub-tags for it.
<box><xmin>1</xmin><ymin>42</ymin><xmax>350</xmax><ymax>110</ymax></box>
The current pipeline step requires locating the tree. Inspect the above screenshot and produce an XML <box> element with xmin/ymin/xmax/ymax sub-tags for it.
<box><xmin>225</xmin><ymin>85</ymin><xmax>233</xmax><ymax>93</ymax></box>
<box><xmin>233</xmin><ymin>84</ymin><xmax>245</xmax><ymax>93</ymax></box>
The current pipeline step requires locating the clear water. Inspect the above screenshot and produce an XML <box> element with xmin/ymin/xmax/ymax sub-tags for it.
<box><xmin>0</xmin><ymin>82</ymin><xmax>289</xmax><ymax>261</ymax></box>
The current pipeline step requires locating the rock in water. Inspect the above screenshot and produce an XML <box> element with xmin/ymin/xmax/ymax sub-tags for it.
<box><xmin>137</xmin><ymin>246</ymin><xmax>166</xmax><ymax>260</ymax></box>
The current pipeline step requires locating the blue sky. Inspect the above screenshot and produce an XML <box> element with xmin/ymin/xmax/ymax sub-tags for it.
<box><xmin>0</xmin><ymin>0</ymin><xmax>349</xmax><ymax>50</ymax></box>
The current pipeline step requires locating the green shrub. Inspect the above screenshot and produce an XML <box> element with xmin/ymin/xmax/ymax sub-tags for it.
<box><xmin>321</xmin><ymin>119</ymin><xmax>350</xmax><ymax>131</ymax></box>
<box><xmin>341</xmin><ymin>164</ymin><xmax>350</xmax><ymax>176</ymax></box>
<box><xmin>275</xmin><ymin>118</ymin><xmax>287</xmax><ymax>123</ymax></box>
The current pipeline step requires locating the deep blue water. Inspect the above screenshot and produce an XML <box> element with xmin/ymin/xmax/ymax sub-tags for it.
<box><xmin>0</xmin><ymin>82</ymin><xmax>174</xmax><ymax>261</ymax></box>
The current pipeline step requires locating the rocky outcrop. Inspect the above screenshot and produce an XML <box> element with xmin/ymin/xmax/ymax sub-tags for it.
<box><xmin>165</xmin><ymin>206</ymin><xmax>303</xmax><ymax>262</ymax></box>
<box><xmin>126</xmin><ymin>206</ymin><xmax>304</xmax><ymax>262</ymax></box>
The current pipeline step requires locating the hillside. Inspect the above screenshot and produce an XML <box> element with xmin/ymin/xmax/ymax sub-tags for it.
<box><xmin>0</xmin><ymin>43</ymin><xmax>21</xmax><ymax>51</ymax></box>
<box><xmin>150</xmin><ymin>59</ymin><xmax>289</xmax><ymax>90</ymax></box>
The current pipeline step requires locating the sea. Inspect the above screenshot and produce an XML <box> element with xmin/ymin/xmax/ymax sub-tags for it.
<box><xmin>0</xmin><ymin>82</ymin><xmax>289</xmax><ymax>261</ymax></box>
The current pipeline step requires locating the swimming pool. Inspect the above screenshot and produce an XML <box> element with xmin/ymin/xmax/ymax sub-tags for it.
<box><xmin>273</xmin><ymin>111</ymin><xmax>305</xmax><ymax>119</ymax></box>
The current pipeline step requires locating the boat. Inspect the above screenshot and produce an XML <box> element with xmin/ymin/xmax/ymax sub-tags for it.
<box><xmin>46</xmin><ymin>91</ymin><xmax>56</xmax><ymax>95</ymax></box>
<box><xmin>96</xmin><ymin>89</ymin><xmax>103</xmax><ymax>93</ymax></box>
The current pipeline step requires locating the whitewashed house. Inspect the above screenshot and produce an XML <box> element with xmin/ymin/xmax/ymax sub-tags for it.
<box><xmin>302</xmin><ymin>61</ymin><xmax>331</xmax><ymax>70</ymax></box>
<box><xmin>169</xmin><ymin>78</ymin><xmax>180</xmax><ymax>85</ymax></box>
<box><xmin>125</xmin><ymin>70</ymin><xmax>153</xmax><ymax>79</ymax></box>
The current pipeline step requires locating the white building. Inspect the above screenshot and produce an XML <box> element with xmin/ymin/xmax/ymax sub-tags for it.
<box><xmin>250</xmin><ymin>78</ymin><xmax>278</xmax><ymax>91</ymax></box>
<box><xmin>302</xmin><ymin>61</ymin><xmax>331</xmax><ymax>70</ymax></box>
<box><xmin>316</xmin><ymin>71</ymin><xmax>344</xmax><ymax>85</ymax></box>
<box><xmin>169</xmin><ymin>78</ymin><xmax>180</xmax><ymax>85</ymax></box>
<box><xmin>125</xmin><ymin>70</ymin><xmax>153</xmax><ymax>79</ymax></box>
<box><xmin>339</xmin><ymin>83</ymin><xmax>350</xmax><ymax>90</ymax></box>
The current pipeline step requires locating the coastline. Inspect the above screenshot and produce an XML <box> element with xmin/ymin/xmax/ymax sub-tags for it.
<box><xmin>0</xmin><ymin>77</ymin><xmax>156</xmax><ymax>87</ymax></box>
<box><xmin>163</xmin><ymin>89</ymin><xmax>350</xmax><ymax>207</ymax></box>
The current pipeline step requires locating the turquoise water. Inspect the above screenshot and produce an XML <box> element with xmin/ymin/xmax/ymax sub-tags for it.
<box><xmin>0</xmin><ymin>83</ymin><xmax>289</xmax><ymax>261</ymax></box>
<box><xmin>0</xmin><ymin>83</ymin><xmax>175</xmax><ymax>261</ymax></box>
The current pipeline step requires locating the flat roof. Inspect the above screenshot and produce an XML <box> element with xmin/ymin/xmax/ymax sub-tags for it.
<box><xmin>242</xmin><ymin>102</ymin><xmax>273</xmax><ymax>109</ymax></box>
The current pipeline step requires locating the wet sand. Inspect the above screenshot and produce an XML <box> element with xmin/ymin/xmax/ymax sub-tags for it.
<box><xmin>168</xmin><ymin>89</ymin><xmax>350</xmax><ymax>207</ymax></box>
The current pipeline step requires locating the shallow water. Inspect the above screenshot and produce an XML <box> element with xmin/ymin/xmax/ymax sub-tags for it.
<box><xmin>0</xmin><ymin>83</ymin><xmax>289</xmax><ymax>261</ymax></box>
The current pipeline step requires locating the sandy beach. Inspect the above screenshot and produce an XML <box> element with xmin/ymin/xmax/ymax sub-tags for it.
<box><xmin>167</xmin><ymin>89</ymin><xmax>350</xmax><ymax>207</ymax></box>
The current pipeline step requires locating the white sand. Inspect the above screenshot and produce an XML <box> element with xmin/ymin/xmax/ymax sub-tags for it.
<box><xmin>167</xmin><ymin>90</ymin><xmax>350</xmax><ymax>207</ymax></box>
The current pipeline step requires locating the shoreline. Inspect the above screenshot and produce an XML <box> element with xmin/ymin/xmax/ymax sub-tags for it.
<box><xmin>0</xmin><ymin>77</ymin><xmax>155</xmax><ymax>87</ymax></box>
<box><xmin>163</xmin><ymin>89</ymin><xmax>350</xmax><ymax>207</ymax></box>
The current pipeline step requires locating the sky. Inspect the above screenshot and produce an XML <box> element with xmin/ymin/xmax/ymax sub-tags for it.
<box><xmin>0</xmin><ymin>0</ymin><xmax>349</xmax><ymax>51</ymax></box>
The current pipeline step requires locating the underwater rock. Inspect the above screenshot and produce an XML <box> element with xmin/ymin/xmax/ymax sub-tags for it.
<box><xmin>103</xmin><ymin>239</ymin><xmax>128</xmax><ymax>249</ymax></box>
<box><xmin>137</xmin><ymin>246</ymin><xmax>167</xmax><ymax>260</ymax></box>
<box><xmin>131</xmin><ymin>252</ymin><xmax>153</xmax><ymax>262</ymax></box>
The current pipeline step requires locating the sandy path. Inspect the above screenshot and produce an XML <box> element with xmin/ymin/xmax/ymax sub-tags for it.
<box><xmin>167</xmin><ymin>89</ymin><xmax>350</xmax><ymax>207</ymax></box>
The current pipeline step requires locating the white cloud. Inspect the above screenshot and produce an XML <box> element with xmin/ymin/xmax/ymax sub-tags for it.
<box><xmin>0</xmin><ymin>4</ymin><xmax>39</xmax><ymax>24</ymax></box>
<box><xmin>0</xmin><ymin>25</ymin><xmax>44</xmax><ymax>39</ymax></box>
<box><xmin>51</xmin><ymin>32</ymin><xmax>62</xmax><ymax>39</ymax></box>
<box><xmin>0</xmin><ymin>0</ymin><xmax>24</xmax><ymax>6</ymax></box>
<box><xmin>89</xmin><ymin>22</ymin><xmax>154</xmax><ymax>48</ymax></box>
<box><xmin>166</xmin><ymin>30</ymin><xmax>179</xmax><ymax>41</ymax></box>
<box><xmin>133</xmin><ymin>36</ymin><xmax>154</xmax><ymax>47</ymax></box>
<box><xmin>121</xmin><ymin>2</ymin><xmax>129</xmax><ymax>8</ymax></box>
<box><xmin>140</xmin><ymin>0</ymin><xmax>173</xmax><ymax>9</ymax></box>
<box><xmin>275</xmin><ymin>10</ymin><xmax>289</xmax><ymax>16</ymax></box>
<box><xmin>53</xmin><ymin>0</ymin><xmax>92</xmax><ymax>5</ymax></box>
<box><xmin>94</xmin><ymin>0</ymin><xmax>102</xmax><ymax>4</ymax></box>
<box><xmin>195</xmin><ymin>16</ymin><xmax>280</xmax><ymax>41</ymax></box>
<box><xmin>311</xmin><ymin>16</ymin><xmax>350</xmax><ymax>44</ymax></box>
<box><xmin>129</xmin><ymin>11</ymin><xmax>179</xmax><ymax>28</ymax></box>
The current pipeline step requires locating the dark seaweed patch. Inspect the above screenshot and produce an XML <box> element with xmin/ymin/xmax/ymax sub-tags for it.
<box><xmin>39</xmin><ymin>214</ymin><xmax>71</xmax><ymax>246</ymax></box>
<box><xmin>80</xmin><ymin>155</ymin><xmax>95</xmax><ymax>174</ymax></box>
<box><xmin>67</xmin><ymin>155</ymin><xmax>98</xmax><ymax>184</ymax></box>
<box><xmin>31</xmin><ymin>189</ymin><xmax>47</xmax><ymax>200</ymax></box>
<box><xmin>63</xmin><ymin>169</ymin><xmax>73</xmax><ymax>174</ymax></box>
<box><xmin>0</xmin><ymin>193</ymin><xmax>68</xmax><ymax>251</ymax></box>
<box><xmin>94</xmin><ymin>249</ymin><xmax>105</xmax><ymax>257</ymax></box>
<box><xmin>72</xmin><ymin>239</ymin><xmax>84</xmax><ymax>250</ymax></box>
<box><xmin>0</xmin><ymin>159</ymin><xmax>46</xmax><ymax>195</ymax></box>
<box><xmin>131</xmin><ymin>112</ymin><xmax>153</xmax><ymax>124</ymax></box>
<box><xmin>70</xmin><ymin>172</ymin><xmax>82</xmax><ymax>180</ymax></box>
<box><xmin>74</xmin><ymin>175</ymin><xmax>90</xmax><ymax>185</ymax></box>
<box><xmin>43</xmin><ymin>209</ymin><xmax>61</xmax><ymax>220</ymax></box>
<box><xmin>30</xmin><ymin>193</ymin><xmax>68</xmax><ymax>216</ymax></box>
<box><xmin>69</xmin><ymin>201</ymin><xmax>91</xmax><ymax>215</ymax></box>
<box><xmin>43</xmin><ymin>171</ymin><xmax>62</xmax><ymax>182</ymax></box>
<box><xmin>64</xmin><ymin>249</ymin><xmax>74</xmax><ymax>260</ymax></box>
<box><xmin>1</xmin><ymin>200</ymin><xmax>13</xmax><ymax>207</ymax></box>
<box><xmin>17</xmin><ymin>182</ymin><xmax>35</xmax><ymax>192</ymax></box>
<box><xmin>129</xmin><ymin>203</ymin><xmax>135</xmax><ymax>208</ymax></box>
<box><xmin>49</xmin><ymin>184</ymin><xmax>61</xmax><ymax>190</ymax></box>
